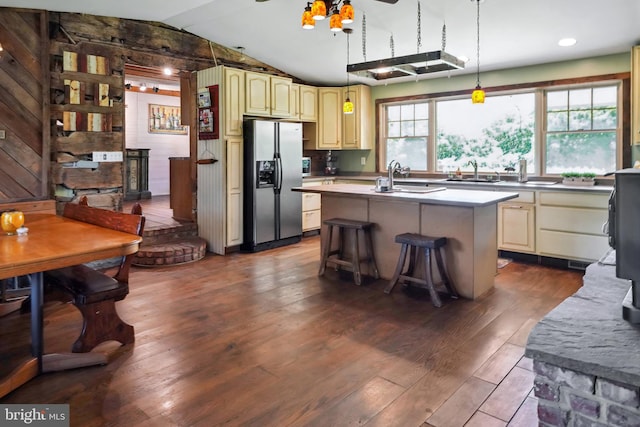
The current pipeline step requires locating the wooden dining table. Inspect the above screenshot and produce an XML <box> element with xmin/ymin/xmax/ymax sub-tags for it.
<box><xmin>0</xmin><ymin>212</ymin><xmax>142</xmax><ymax>398</ymax></box>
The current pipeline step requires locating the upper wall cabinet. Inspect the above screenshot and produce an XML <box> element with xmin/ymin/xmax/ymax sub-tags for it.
<box><xmin>313</xmin><ymin>85</ymin><xmax>371</xmax><ymax>150</ymax></box>
<box><xmin>271</xmin><ymin>76</ymin><xmax>293</xmax><ymax>118</ymax></box>
<box><xmin>224</xmin><ymin>68</ymin><xmax>245</xmax><ymax>136</ymax></box>
<box><xmin>245</xmin><ymin>71</ymin><xmax>293</xmax><ymax>118</ymax></box>
<box><xmin>342</xmin><ymin>85</ymin><xmax>372</xmax><ymax>150</ymax></box>
<box><xmin>632</xmin><ymin>46</ymin><xmax>640</xmax><ymax>144</ymax></box>
<box><xmin>291</xmin><ymin>84</ymin><xmax>318</xmax><ymax>122</ymax></box>
<box><xmin>317</xmin><ymin>87</ymin><xmax>343</xmax><ymax>150</ymax></box>
<box><xmin>299</xmin><ymin>85</ymin><xmax>318</xmax><ymax>122</ymax></box>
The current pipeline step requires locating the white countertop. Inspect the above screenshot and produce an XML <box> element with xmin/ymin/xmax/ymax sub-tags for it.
<box><xmin>304</xmin><ymin>175</ymin><xmax>614</xmax><ymax>194</ymax></box>
<box><xmin>294</xmin><ymin>183</ymin><xmax>518</xmax><ymax>208</ymax></box>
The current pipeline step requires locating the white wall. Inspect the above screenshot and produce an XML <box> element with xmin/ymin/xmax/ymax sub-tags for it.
<box><xmin>124</xmin><ymin>91</ymin><xmax>189</xmax><ymax>195</ymax></box>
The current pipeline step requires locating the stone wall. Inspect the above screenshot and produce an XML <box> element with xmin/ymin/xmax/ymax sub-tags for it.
<box><xmin>533</xmin><ymin>359</ymin><xmax>640</xmax><ymax>426</ymax></box>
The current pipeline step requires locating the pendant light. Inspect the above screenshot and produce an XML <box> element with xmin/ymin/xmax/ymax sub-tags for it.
<box><xmin>301</xmin><ymin>3</ymin><xmax>315</xmax><ymax>29</ymax></box>
<box><xmin>343</xmin><ymin>28</ymin><xmax>354</xmax><ymax>114</ymax></box>
<box><xmin>311</xmin><ymin>0</ymin><xmax>327</xmax><ymax>20</ymax></box>
<box><xmin>471</xmin><ymin>0</ymin><xmax>485</xmax><ymax>104</ymax></box>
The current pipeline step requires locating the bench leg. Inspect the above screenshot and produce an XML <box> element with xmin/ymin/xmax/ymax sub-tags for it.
<box><xmin>423</xmin><ymin>248</ymin><xmax>443</xmax><ymax>308</ymax></box>
<box><xmin>385</xmin><ymin>243</ymin><xmax>409</xmax><ymax>294</ymax></box>
<box><xmin>72</xmin><ymin>300</ymin><xmax>134</xmax><ymax>353</ymax></box>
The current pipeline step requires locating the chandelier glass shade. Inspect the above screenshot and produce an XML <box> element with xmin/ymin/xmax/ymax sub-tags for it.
<box><xmin>311</xmin><ymin>0</ymin><xmax>327</xmax><ymax>20</ymax></box>
<box><xmin>302</xmin><ymin>4</ymin><xmax>314</xmax><ymax>29</ymax></box>
<box><xmin>329</xmin><ymin>8</ymin><xmax>342</xmax><ymax>32</ymax></box>
<box><xmin>303</xmin><ymin>1</ymin><xmax>355</xmax><ymax>31</ymax></box>
<box><xmin>340</xmin><ymin>0</ymin><xmax>354</xmax><ymax>24</ymax></box>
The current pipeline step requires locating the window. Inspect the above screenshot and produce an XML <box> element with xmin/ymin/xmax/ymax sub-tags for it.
<box><xmin>437</xmin><ymin>93</ymin><xmax>535</xmax><ymax>174</ymax></box>
<box><xmin>545</xmin><ymin>85</ymin><xmax>618</xmax><ymax>175</ymax></box>
<box><xmin>378</xmin><ymin>79</ymin><xmax>622</xmax><ymax>176</ymax></box>
<box><xmin>383</xmin><ymin>102</ymin><xmax>429</xmax><ymax>170</ymax></box>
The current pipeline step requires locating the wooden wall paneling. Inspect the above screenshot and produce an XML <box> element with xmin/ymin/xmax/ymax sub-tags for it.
<box><xmin>0</xmin><ymin>10</ymin><xmax>48</xmax><ymax>201</ymax></box>
<box><xmin>51</xmin><ymin>162</ymin><xmax>122</xmax><ymax>189</ymax></box>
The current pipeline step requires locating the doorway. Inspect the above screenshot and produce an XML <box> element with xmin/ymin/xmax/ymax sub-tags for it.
<box><xmin>123</xmin><ymin>64</ymin><xmax>190</xmax><ymax>220</ymax></box>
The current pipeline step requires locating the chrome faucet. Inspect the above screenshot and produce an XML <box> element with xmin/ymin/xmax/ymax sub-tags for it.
<box><xmin>468</xmin><ymin>160</ymin><xmax>478</xmax><ymax>180</ymax></box>
<box><xmin>388</xmin><ymin>160</ymin><xmax>401</xmax><ymax>191</ymax></box>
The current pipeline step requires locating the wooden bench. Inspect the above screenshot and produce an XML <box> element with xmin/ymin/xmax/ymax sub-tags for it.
<box><xmin>318</xmin><ymin>218</ymin><xmax>379</xmax><ymax>286</ymax></box>
<box><xmin>43</xmin><ymin>196</ymin><xmax>145</xmax><ymax>353</ymax></box>
<box><xmin>384</xmin><ymin>233</ymin><xmax>458</xmax><ymax>307</ymax></box>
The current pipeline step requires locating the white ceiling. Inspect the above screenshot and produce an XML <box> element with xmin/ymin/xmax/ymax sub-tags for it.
<box><xmin>2</xmin><ymin>0</ymin><xmax>640</xmax><ymax>87</ymax></box>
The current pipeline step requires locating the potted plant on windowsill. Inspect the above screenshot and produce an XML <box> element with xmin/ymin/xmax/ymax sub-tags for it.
<box><xmin>561</xmin><ymin>172</ymin><xmax>596</xmax><ymax>186</ymax></box>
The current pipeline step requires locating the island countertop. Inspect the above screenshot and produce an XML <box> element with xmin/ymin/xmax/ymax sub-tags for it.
<box><xmin>293</xmin><ymin>183</ymin><xmax>519</xmax><ymax>207</ymax></box>
<box><xmin>295</xmin><ymin>183</ymin><xmax>518</xmax><ymax>299</ymax></box>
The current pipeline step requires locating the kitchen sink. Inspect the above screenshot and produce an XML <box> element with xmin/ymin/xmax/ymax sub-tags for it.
<box><xmin>394</xmin><ymin>186</ymin><xmax>446</xmax><ymax>194</ymax></box>
<box><xmin>446</xmin><ymin>178</ymin><xmax>499</xmax><ymax>183</ymax></box>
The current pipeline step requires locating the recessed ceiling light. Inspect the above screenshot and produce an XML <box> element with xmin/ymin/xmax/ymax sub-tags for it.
<box><xmin>163</xmin><ymin>67</ymin><xmax>173</xmax><ymax>75</ymax></box>
<box><xmin>558</xmin><ymin>38</ymin><xmax>577</xmax><ymax>47</ymax></box>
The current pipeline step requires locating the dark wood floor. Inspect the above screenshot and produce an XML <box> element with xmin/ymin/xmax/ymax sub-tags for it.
<box><xmin>0</xmin><ymin>200</ymin><xmax>584</xmax><ymax>426</ymax></box>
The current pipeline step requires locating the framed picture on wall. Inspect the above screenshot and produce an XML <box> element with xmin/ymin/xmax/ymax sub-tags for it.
<box><xmin>148</xmin><ymin>104</ymin><xmax>188</xmax><ymax>135</ymax></box>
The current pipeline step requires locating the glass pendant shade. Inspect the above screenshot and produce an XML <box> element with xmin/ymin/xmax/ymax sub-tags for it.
<box><xmin>340</xmin><ymin>1</ymin><xmax>354</xmax><ymax>24</ymax></box>
<box><xmin>329</xmin><ymin>10</ymin><xmax>342</xmax><ymax>32</ymax></box>
<box><xmin>301</xmin><ymin>6</ymin><xmax>314</xmax><ymax>29</ymax></box>
<box><xmin>343</xmin><ymin>98</ymin><xmax>354</xmax><ymax>114</ymax></box>
<box><xmin>311</xmin><ymin>0</ymin><xmax>326</xmax><ymax>20</ymax></box>
<box><xmin>471</xmin><ymin>86</ymin><xmax>485</xmax><ymax>104</ymax></box>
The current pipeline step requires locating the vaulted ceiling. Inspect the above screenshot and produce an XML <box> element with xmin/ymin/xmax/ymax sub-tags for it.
<box><xmin>2</xmin><ymin>0</ymin><xmax>640</xmax><ymax>86</ymax></box>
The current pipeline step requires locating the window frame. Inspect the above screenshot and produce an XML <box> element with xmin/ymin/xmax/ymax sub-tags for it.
<box><xmin>376</xmin><ymin>74</ymin><xmax>629</xmax><ymax>176</ymax></box>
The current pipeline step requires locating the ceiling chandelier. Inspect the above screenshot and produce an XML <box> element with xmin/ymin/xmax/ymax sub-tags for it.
<box><xmin>302</xmin><ymin>0</ymin><xmax>353</xmax><ymax>32</ymax></box>
<box><xmin>347</xmin><ymin>1</ymin><xmax>464</xmax><ymax>80</ymax></box>
<box><xmin>471</xmin><ymin>0</ymin><xmax>485</xmax><ymax>104</ymax></box>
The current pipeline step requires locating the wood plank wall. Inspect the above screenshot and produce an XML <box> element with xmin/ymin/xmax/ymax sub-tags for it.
<box><xmin>0</xmin><ymin>8</ymin><xmax>298</xmax><ymax>212</ymax></box>
<box><xmin>0</xmin><ymin>10</ymin><xmax>48</xmax><ymax>201</ymax></box>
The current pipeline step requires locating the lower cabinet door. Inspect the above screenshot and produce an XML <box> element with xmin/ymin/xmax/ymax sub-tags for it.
<box><xmin>498</xmin><ymin>203</ymin><xmax>535</xmax><ymax>252</ymax></box>
<box><xmin>302</xmin><ymin>209</ymin><xmax>321</xmax><ymax>231</ymax></box>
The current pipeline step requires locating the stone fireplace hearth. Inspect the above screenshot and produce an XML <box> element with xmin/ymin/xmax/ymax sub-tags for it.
<box><xmin>526</xmin><ymin>256</ymin><xmax>640</xmax><ymax>426</ymax></box>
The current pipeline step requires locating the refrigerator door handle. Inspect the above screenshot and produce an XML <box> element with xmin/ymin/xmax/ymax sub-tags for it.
<box><xmin>275</xmin><ymin>155</ymin><xmax>283</xmax><ymax>193</ymax></box>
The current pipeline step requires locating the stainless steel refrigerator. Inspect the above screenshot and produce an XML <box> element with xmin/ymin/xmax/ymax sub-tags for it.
<box><xmin>242</xmin><ymin>119</ymin><xmax>303</xmax><ymax>252</ymax></box>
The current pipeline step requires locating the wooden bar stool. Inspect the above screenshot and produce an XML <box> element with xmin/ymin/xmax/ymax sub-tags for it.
<box><xmin>318</xmin><ymin>218</ymin><xmax>379</xmax><ymax>286</ymax></box>
<box><xmin>384</xmin><ymin>233</ymin><xmax>458</xmax><ymax>307</ymax></box>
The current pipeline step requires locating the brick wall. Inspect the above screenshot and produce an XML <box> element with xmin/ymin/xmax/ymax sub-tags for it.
<box><xmin>533</xmin><ymin>360</ymin><xmax>640</xmax><ymax>426</ymax></box>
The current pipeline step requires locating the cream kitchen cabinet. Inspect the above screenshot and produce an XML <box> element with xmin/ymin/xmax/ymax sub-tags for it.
<box><xmin>342</xmin><ymin>85</ymin><xmax>372</xmax><ymax>149</ymax></box>
<box><xmin>226</xmin><ymin>136</ymin><xmax>243</xmax><ymax>246</ymax></box>
<box><xmin>244</xmin><ymin>71</ymin><xmax>293</xmax><ymax>118</ymax></box>
<box><xmin>223</xmin><ymin>68</ymin><xmax>244</xmax><ymax>136</ymax></box>
<box><xmin>315</xmin><ymin>84</ymin><xmax>371</xmax><ymax>150</ymax></box>
<box><xmin>299</xmin><ymin>84</ymin><xmax>318</xmax><ymax>122</ymax></box>
<box><xmin>317</xmin><ymin>87</ymin><xmax>342</xmax><ymax>149</ymax></box>
<box><xmin>291</xmin><ymin>84</ymin><xmax>318</xmax><ymax>122</ymax></box>
<box><xmin>301</xmin><ymin>179</ymin><xmax>333</xmax><ymax>231</ymax></box>
<box><xmin>632</xmin><ymin>46</ymin><xmax>640</xmax><ymax>144</ymax></box>
<box><xmin>536</xmin><ymin>191</ymin><xmax>609</xmax><ymax>262</ymax></box>
<box><xmin>498</xmin><ymin>191</ymin><xmax>535</xmax><ymax>253</ymax></box>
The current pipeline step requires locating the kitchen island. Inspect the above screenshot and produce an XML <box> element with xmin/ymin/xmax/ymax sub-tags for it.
<box><xmin>294</xmin><ymin>184</ymin><xmax>519</xmax><ymax>299</ymax></box>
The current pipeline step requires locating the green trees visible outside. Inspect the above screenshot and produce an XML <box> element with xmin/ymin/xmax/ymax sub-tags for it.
<box><xmin>437</xmin><ymin>112</ymin><xmax>534</xmax><ymax>173</ymax></box>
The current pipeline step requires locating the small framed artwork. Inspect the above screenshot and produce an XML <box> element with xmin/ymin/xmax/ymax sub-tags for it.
<box><xmin>198</xmin><ymin>85</ymin><xmax>219</xmax><ymax>140</ymax></box>
<box><xmin>198</xmin><ymin>90</ymin><xmax>211</xmax><ymax>108</ymax></box>
<box><xmin>148</xmin><ymin>104</ymin><xmax>188</xmax><ymax>135</ymax></box>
